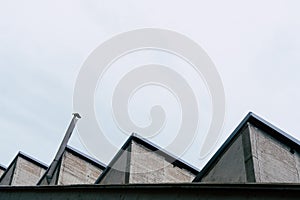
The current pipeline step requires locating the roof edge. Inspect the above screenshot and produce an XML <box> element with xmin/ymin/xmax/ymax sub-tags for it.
<box><xmin>65</xmin><ymin>145</ymin><xmax>106</xmax><ymax>170</ymax></box>
<box><xmin>18</xmin><ymin>152</ymin><xmax>48</xmax><ymax>169</ymax></box>
<box><xmin>0</xmin><ymin>151</ymin><xmax>48</xmax><ymax>184</ymax></box>
<box><xmin>95</xmin><ymin>134</ymin><xmax>134</xmax><ymax>184</ymax></box>
<box><xmin>0</xmin><ymin>164</ymin><xmax>6</xmax><ymax>171</ymax></box>
<box><xmin>95</xmin><ymin>133</ymin><xmax>199</xmax><ymax>184</ymax></box>
<box><xmin>131</xmin><ymin>133</ymin><xmax>199</xmax><ymax>174</ymax></box>
<box><xmin>193</xmin><ymin>111</ymin><xmax>300</xmax><ymax>182</ymax></box>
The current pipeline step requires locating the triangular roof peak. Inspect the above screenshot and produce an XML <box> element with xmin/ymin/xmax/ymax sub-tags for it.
<box><xmin>0</xmin><ymin>151</ymin><xmax>47</xmax><ymax>185</ymax></box>
<box><xmin>96</xmin><ymin>133</ymin><xmax>199</xmax><ymax>184</ymax></box>
<box><xmin>193</xmin><ymin>112</ymin><xmax>300</xmax><ymax>182</ymax></box>
<box><xmin>130</xmin><ymin>133</ymin><xmax>199</xmax><ymax>173</ymax></box>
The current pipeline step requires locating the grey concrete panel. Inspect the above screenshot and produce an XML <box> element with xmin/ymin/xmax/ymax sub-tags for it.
<box><xmin>201</xmin><ymin>131</ymin><xmax>247</xmax><ymax>183</ymax></box>
<box><xmin>99</xmin><ymin>144</ymin><xmax>130</xmax><ymax>184</ymax></box>
<box><xmin>0</xmin><ymin>168</ymin><xmax>5</xmax><ymax>178</ymax></box>
<box><xmin>249</xmin><ymin>124</ymin><xmax>300</xmax><ymax>183</ymax></box>
<box><xmin>57</xmin><ymin>151</ymin><xmax>103</xmax><ymax>185</ymax></box>
<box><xmin>0</xmin><ymin>162</ymin><xmax>16</xmax><ymax>185</ymax></box>
<box><xmin>130</xmin><ymin>141</ymin><xmax>195</xmax><ymax>183</ymax></box>
<box><xmin>11</xmin><ymin>157</ymin><xmax>46</xmax><ymax>186</ymax></box>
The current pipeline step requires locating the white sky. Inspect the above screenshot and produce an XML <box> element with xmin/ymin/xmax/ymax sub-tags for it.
<box><xmin>0</xmin><ymin>0</ymin><xmax>300</xmax><ymax>170</ymax></box>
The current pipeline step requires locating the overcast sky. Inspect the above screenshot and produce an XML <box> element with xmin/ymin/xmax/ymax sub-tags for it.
<box><xmin>0</xmin><ymin>0</ymin><xmax>300</xmax><ymax>170</ymax></box>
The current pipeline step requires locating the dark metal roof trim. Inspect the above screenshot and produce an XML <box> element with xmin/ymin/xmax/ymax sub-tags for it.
<box><xmin>0</xmin><ymin>164</ymin><xmax>6</xmax><ymax>171</ymax></box>
<box><xmin>131</xmin><ymin>133</ymin><xmax>199</xmax><ymax>174</ymax></box>
<box><xmin>193</xmin><ymin>112</ymin><xmax>300</xmax><ymax>182</ymax></box>
<box><xmin>18</xmin><ymin>152</ymin><xmax>48</xmax><ymax>169</ymax></box>
<box><xmin>1</xmin><ymin>183</ymin><xmax>300</xmax><ymax>190</ymax></box>
<box><xmin>0</xmin><ymin>155</ymin><xmax>17</xmax><ymax>184</ymax></box>
<box><xmin>95</xmin><ymin>135</ymin><xmax>133</xmax><ymax>184</ymax></box>
<box><xmin>0</xmin><ymin>152</ymin><xmax>48</xmax><ymax>184</ymax></box>
<box><xmin>0</xmin><ymin>155</ymin><xmax>18</xmax><ymax>183</ymax></box>
<box><xmin>247</xmin><ymin>112</ymin><xmax>300</xmax><ymax>151</ymax></box>
<box><xmin>1</xmin><ymin>183</ymin><xmax>300</xmax><ymax>200</ymax></box>
<box><xmin>65</xmin><ymin>145</ymin><xmax>106</xmax><ymax>170</ymax></box>
<box><xmin>95</xmin><ymin>133</ymin><xmax>199</xmax><ymax>184</ymax></box>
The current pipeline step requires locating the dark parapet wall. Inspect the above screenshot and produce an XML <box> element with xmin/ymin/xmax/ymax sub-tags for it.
<box><xmin>0</xmin><ymin>184</ymin><xmax>300</xmax><ymax>200</ymax></box>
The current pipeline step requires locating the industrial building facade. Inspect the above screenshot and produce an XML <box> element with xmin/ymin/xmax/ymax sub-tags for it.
<box><xmin>0</xmin><ymin>112</ymin><xmax>300</xmax><ymax>199</ymax></box>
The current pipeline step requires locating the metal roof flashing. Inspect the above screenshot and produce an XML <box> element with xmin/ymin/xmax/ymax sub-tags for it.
<box><xmin>193</xmin><ymin>112</ymin><xmax>300</xmax><ymax>182</ymax></box>
<box><xmin>95</xmin><ymin>133</ymin><xmax>199</xmax><ymax>184</ymax></box>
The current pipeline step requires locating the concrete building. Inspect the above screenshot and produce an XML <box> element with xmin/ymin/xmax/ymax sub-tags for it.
<box><xmin>0</xmin><ymin>114</ymin><xmax>106</xmax><ymax>186</ymax></box>
<box><xmin>0</xmin><ymin>152</ymin><xmax>47</xmax><ymax>186</ymax></box>
<box><xmin>96</xmin><ymin>134</ymin><xmax>199</xmax><ymax>184</ymax></box>
<box><xmin>193</xmin><ymin>112</ymin><xmax>300</xmax><ymax>183</ymax></box>
<box><xmin>0</xmin><ymin>164</ymin><xmax>6</xmax><ymax>178</ymax></box>
<box><xmin>0</xmin><ymin>112</ymin><xmax>300</xmax><ymax>199</ymax></box>
<box><xmin>36</xmin><ymin>113</ymin><xmax>106</xmax><ymax>186</ymax></box>
<box><xmin>38</xmin><ymin>146</ymin><xmax>105</xmax><ymax>185</ymax></box>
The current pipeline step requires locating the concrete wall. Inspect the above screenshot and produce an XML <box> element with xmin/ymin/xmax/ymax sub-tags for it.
<box><xmin>99</xmin><ymin>140</ymin><xmax>195</xmax><ymax>184</ymax></box>
<box><xmin>38</xmin><ymin>164</ymin><xmax>60</xmax><ymax>186</ymax></box>
<box><xmin>199</xmin><ymin>122</ymin><xmax>300</xmax><ymax>183</ymax></box>
<box><xmin>0</xmin><ymin>168</ymin><xmax>5</xmax><ymax>178</ymax></box>
<box><xmin>57</xmin><ymin>151</ymin><xmax>103</xmax><ymax>185</ymax></box>
<box><xmin>99</xmin><ymin>145</ymin><xmax>130</xmax><ymax>184</ymax></box>
<box><xmin>201</xmin><ymin>128</ymin><xmax>248</xmax><ymax>183</ymax></box>
<box><xmin>0</xmin><ymin>162</ymin><xmax>16</xmax><ymax>185</ymax></box>
<box><xmin>129</xmin><ymin>141</ymin><xmax>195</xmax><ymax>183</ymax></box>
<box><xmin>11</xmin><ymin>157</ymin><xmax>46</xmax><ymax>186</ymax></box>
<box><xmin>249</xmin><ymin>124</ymin><xmax>300</xmax><ymax>183</ymax></box>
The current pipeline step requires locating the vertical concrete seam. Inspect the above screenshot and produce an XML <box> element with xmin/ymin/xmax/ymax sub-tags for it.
<box><xmin>9</xmin><ymin>160</ymin><xmax>17</xmax><ymax>185</ymax></box>
<box><xmin>125</xmin><ymin>141</ymin><xmax>132</xmax><ymax>184</ymax></box>
<box><xmin>293</xmin><ymin>153</ymin><xmax>300</xmax><ymax>182</ymax></box>
<box><xmin>253</xmin><ymin>126</ymin><xmax>261</xmax><ymax>182</ymax></box>
<box><xmin>242</xmin><ymin>123</ymin><xmax>256</xmax><ymax>182</ymax></box>
<box><xmin>11</xmin><ymin>161</ymin><xmax>17</xmax><ymax>185</ymax></box>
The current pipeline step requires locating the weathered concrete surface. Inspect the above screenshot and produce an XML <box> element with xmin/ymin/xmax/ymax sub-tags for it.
<box><xmin>11</xmin><ymin>157</ymin><xmax>46</xmax><ymax>186</ymax></box>
<box><xmin>57</xmin><ymin>151</ymin><xmax>103</xmax><ymax>185</ymax></box>
<box><xmin>130</xmin><ymin>141</ymin><xmax>195</xmax><ymax>183</ymax></box>
<box><xmin>0</xmin><ymin>155</ymin><xmax>46</xmax><ymax>186</ymax></box>
<box><xmin>38</xmin><ymin>163</ymin><xmax>60</xmax><ymax>186</ymax></box>
<box><xmin>0</xmin><ymin>171</ymin><xmax>4</xmax><ymax>178</ymax></box>
<box><xmin>0</xmin><ymin>184</ymin><xmax>300</xmax><ymax>200</ymax></box>
<box><xmin>197</xmin><ymin>121</ymin><xmax>300</xmax><ymax>183</ymax></box>
<box><xmin>39</xmin><ymin>147</ymin><xmax>104</xmax><ymax>186</ymax></box>
<box><xmin>249</xmin><ymin>124</ymin><xmax>300</xmax><ymax>182</ymax></box>
<box><xmin>98</xmin><ymin>138</ymin><xmax>196</xmax><ymax>184</ymax></box>
<box><xmin>98</xmin><ymin>147</ymin><xmax>130</xmax><ymax>185</ymax></box>
<box><xmin>0</xmin><ymin>166</ymin><xmax>5</xmax><ymax>178</ymax></box>
<box><xmin>0</xmin><ymin>162</ymin><xmax>16</xmax><ymax>185</ymax></box>
<box><xmin>201</xmin><ymin>131</ymin><xmax>247</xmax><ymax>183</ymax></box>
